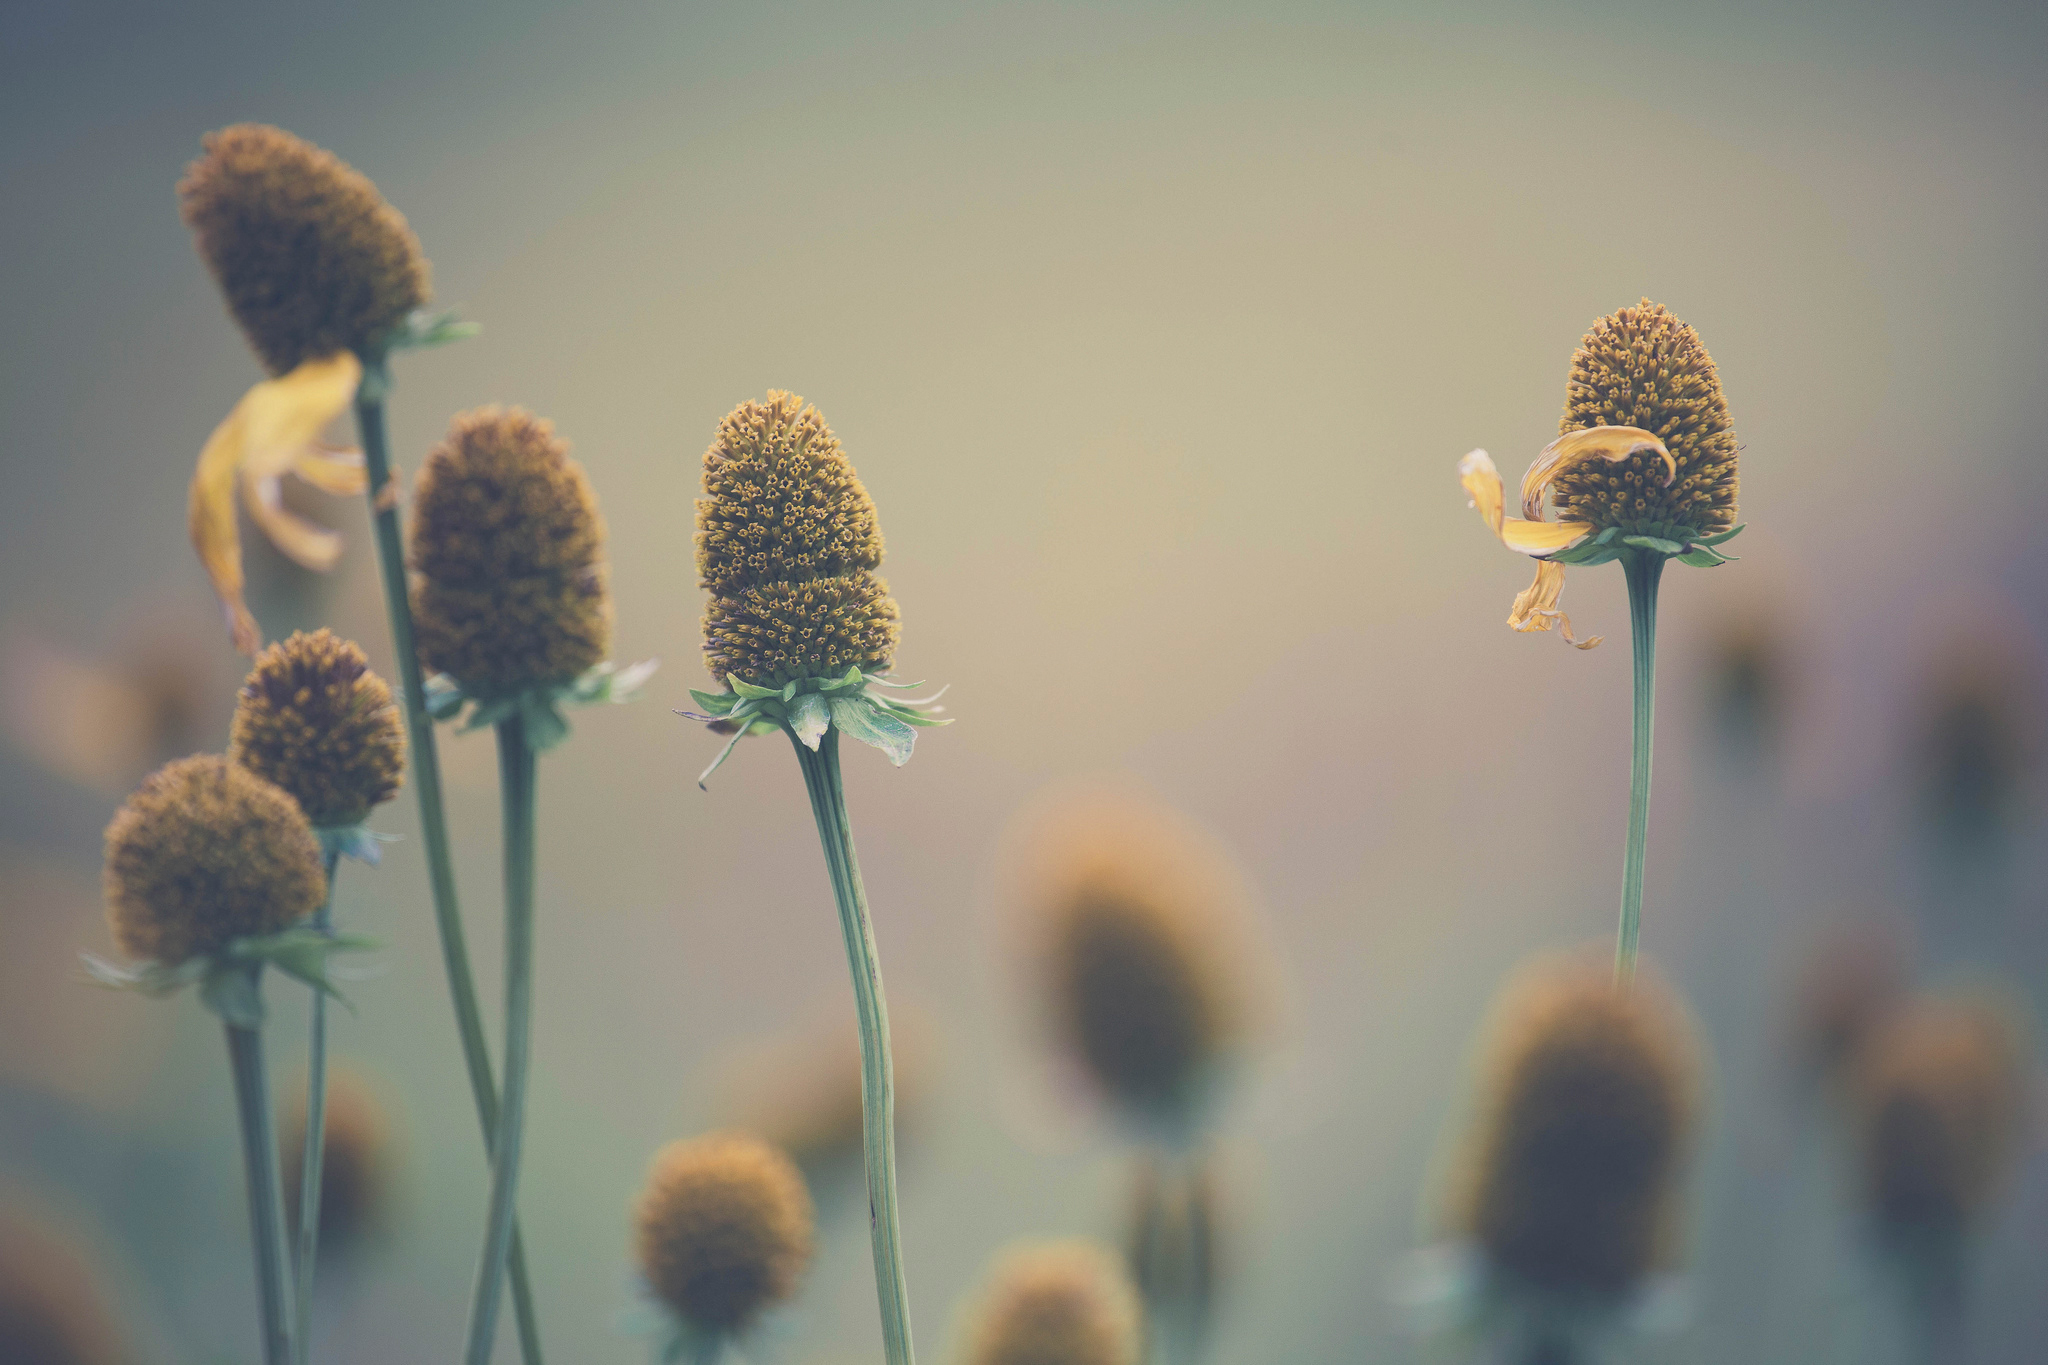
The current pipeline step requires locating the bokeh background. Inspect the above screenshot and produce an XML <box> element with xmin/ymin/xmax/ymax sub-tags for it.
<box><xmin>4</xmin><ymin>1</ymin><xmax>2047</xmax><ymax>1360</ymax></box>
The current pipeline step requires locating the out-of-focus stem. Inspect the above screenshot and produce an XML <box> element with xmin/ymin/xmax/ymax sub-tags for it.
<box><xmin>225</xmin><ymin>966</ymin><xmax>295</xmax><ymax>1365</ymax></box>
<box><xmin>291</xmin><ymin>847</ymin><xmax>341</xmax><ymax>1364</ymax></box>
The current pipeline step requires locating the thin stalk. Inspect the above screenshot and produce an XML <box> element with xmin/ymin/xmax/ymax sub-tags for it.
<box><xmin>353</xmin><ymin>365</ymin><xmax>545</xmax><ymax>1363</ymax></box>
<box><xmin>225</xmin><ymin>965</ymin><xmax>295</xmax><ymax>1365</ymax></box>
<box><xmin>1614</xmin><ymin>551</ymin><xmax>1664</xmax><ymax>983</ymax></box>
<box><xmin>790</xmin><ymin>729</ymin><xmax>916</xmax><ymax>1365</ymax></box>
<box><xmin>292</xmin><ymin>847</ymin><xmax>342</xmax><ymax>1365</ymax></box>
<box><xmin>464</xmin><ymin>714</ymin><xmax>538</xmax><ymax>1365</ymax></box>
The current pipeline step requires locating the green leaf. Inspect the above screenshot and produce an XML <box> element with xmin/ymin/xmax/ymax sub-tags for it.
<box><xmin>1620</xmin><ymin>535</ymin><xmax>1687</xmax><ymax>556</ymax></box>
<box><xmin>789</xmin><ymin>691</ymin><xmax>830</xmax><ymax>750</ymax></box>
<box><xmin>687</xmin><ymin>688</ymin><xmax>740</xmax><ymax>717</ymax></box>
<box><xmin>829</xmin><ymin>694</ymin><xmax>916</xmax><ymax>766</ymax></box>
<box><xmin>1694</xmin><ymin>522</ymin><xmax>1746</xmax><ymax>547</ymax></box>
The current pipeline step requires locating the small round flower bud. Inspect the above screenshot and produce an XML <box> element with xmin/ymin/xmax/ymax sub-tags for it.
<box><xmin>1851</xmin><ymin>996</ymin><xmax>2027</xmax><ymax>1241</ymax></box>
<box><xmin>178</xmin><ymin>124</ymin><xmax>429</xmax><ymax>375</ymax></box>
<box><xmin>1549</xmin><ymin>299</ymin><xmax>1738</xmax><ymax>537</ymax></box>
<box><xmin>634</xmin><ymin>1132</ymin><xmax>814</xmax><ymax>1336</ymax></box>
<box><xmin>230</xmin><ymin>629</ymin><xmax>404</xmax><ymax>828</ymax></box>
<box><xmin>702</xmin><ymin>573</ymin><xmax>900</xmax><ymax>688</ymax></box>
<box><xmin>282</xmin><ymin>1066</ymin><xmax>395</xmax><ymax>1260</ymax></box>
<box><xmin>0</xmin><ymin>1218</ymin><xmax>127</xmax><ymax>1365</ymax></box>
<box><xmin>958</xmin><ymin>1240</ymin><xmax>1142</xmax><ymax>1365</ymax></box>
<box><xmin>103</xmin><ymin>755</ymin><xmax>326</xmax><ymax>966</ymax></box>
<box><xmin>410</xmin><ymin>407</ymin><xmax>611</xmax><ymax>697</ymax></box>
<box><xmin>1451</xmin><ymin>955</ymin><xmax>1701</xmax><ymax>1299</ymax></box>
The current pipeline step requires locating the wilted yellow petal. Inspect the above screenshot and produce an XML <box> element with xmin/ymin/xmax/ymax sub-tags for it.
<box><xmin>1507</xmin><ymin>560</ymin><xmax>1601</xmax><ymax>649</ymax></box>
<box><xmin>1519</xmin><ymin>425</ymin><xmax>1674</xmax><ymax>521</ymax></box>
<box><xmin>240</xmin><ymin>352</ymin><xmax>363</xmax><ymax>478</ymax></box>
<box><xmin>1500</xmin><ymin>518</ymin><xmax>1596</xmax><ymax>555</ymax></box>
<box><xmin>242</xmin><ymin>468</ymin><xmax>344</xmax><ymax>571</ymax></box>
<box><xmin>1458</xmin><ymin>449</ymin><xmax>1506</xmax><ymax>537</ymax></box>
<box><xmin>1461</xmin><ymin>449</ymin><xmax>1593</xmax><ymax>557</ymax></box>
<box><xmin>293</xmin><ymin>445</ymin><xmax>368</xmax><ymax>495</ymax></box>
<box><xmin>189</xmin><ymin>401</ymin><xmax>261</xmax><ymax>654</ymax></box>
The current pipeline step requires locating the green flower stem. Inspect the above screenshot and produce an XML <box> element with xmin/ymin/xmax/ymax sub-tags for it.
<box><xmin>790</xmin><ymin>728</ymin><xmax>916</xmax><ymax>1365</ymax></box>
<box><xmin>1614</xmin><ymin>550</ymin><xmax>1665</xmax><ymax>982</ymax></box>
<box><xmin>465</xmin><ymin>713</ymin><xmax>538</xmax><ymax>1365</ymax></box>
<box><xmin>353</xmin><ymin>370</ymin><xmax>545</xmax><ymax>1364</ymax></box>
<box><xmin>291</xmin><ymin>847</ymin><xmax>341</xmax><ymax>1365</ymax></box>
<box><xmin>225</xmin><ymin>964</ymin><xmax>295</xmax><ymax>1365</ymax></box>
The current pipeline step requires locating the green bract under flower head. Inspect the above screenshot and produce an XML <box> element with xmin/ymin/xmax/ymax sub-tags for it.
<box><xmin>411</xmin><ymin>406</ymin><xmax>611</xmax><ymax>698</ymax></box>
<box><xmin>231</xmin><ymin>629</ymin><xmax>404</xmax><ymax>828</ymax></box>
<box><xmin>179</xmin><ymin>124</ymin><xmax>430</xmax><ymax>375</ymax></box>
<box><xmin>103</xmin><ymin>755</ymin><xmax>326</xmax><ymax>967</ymax></box>
<box><xmin>1549</xmin><ymin>299</ymin><xmax>1739</xmax><ymax>539</ymax></box>
<box><xmin>635</xmin><ymin>1132</ymin><xmax>815</xmax><ymax>1336</ymax></box>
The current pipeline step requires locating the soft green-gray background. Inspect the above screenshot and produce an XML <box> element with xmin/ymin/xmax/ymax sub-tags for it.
<box><xmin>3</xmin><ymin>2</ymin><xmax>2046</xmax><ymax>1361</ymax></box>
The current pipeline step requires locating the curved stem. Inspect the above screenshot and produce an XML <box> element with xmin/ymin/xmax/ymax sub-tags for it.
<box><xmin>225</xmin><ymin>966</ymin><xmax>295</xmax><ymax>1365</ymax></box>
<box><xmin>354</xmin><ymin>370</ymin><xmax>545</xmax><ymax>1364</ymax></box>
<box><xmin>292</xmin><ymin>848</ymin><xmax>342</xmax><ymax>1365</ymax></box>
<box><xmin>465</xmin><ymin>714</ymin><xmax>538</xmax><ymax>1365</ymax></box>
<box><xmin>790</xmin><ymin>729</ymin><xmax>916</xmax><ymax>1365</ymax></box>
<box><xmin>1614</xmin><ymin>551</ymin><xmax>1664</xmax><ymax>982</ymax></box>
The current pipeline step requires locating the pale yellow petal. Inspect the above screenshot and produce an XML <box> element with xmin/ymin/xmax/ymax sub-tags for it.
<box><xmin>1458</xmin><ymin>448</ymin><xmax>1506</xmax><ymax>537</ymax></box>
<box><xmin>1519</xmin><ymin>425</ymin><xmax>1675</xmax><ymax>521</ymax></box>
<box><xmin>240</xmin><ymin>352</ymin><xmax>363</xmax><ymax>478</ymax></box>
<box><xmin>293</xmin><ymin>444</ymin><xmax>368</xmax><ymax>495</ymax></box>
<box><xmin>1506</xmin><ymin>560</ymin><xmax>1601</xmax><ymax>649</ymax></box>
<box><xmin>242</xmin><ymin>467</ymin><xmax>344</xmax><ymax>572</ymax></box>
<box><xmin>188</xmin><ymin>400</ymin><xmax>261</xmax><ymax>654</ymax></box>
<box><xmin>1499</xmin><ymin>518</ymin><xmax>1595</xmax><ymax>556</ymax></box>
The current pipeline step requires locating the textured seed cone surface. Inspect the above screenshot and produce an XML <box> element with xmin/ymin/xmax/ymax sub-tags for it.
<box><xmin>179</xmin><ymin>123</ymin><xmax>429</xmax><ymax>375</ymax></box>
<box><xmin>696</xmin><ymin>392</ymin><xmax>897</xmax><ymax>686</ymax></box>
<box><xmin>635</xmin><ymin>1132</ymin><xmax>814</xmax><ymax>1335</ymax></box>
<box><xmin>282</xmin><ymin>1066</ymin><xmax>395</xmax><ymax>1258</ymax></box>
<box><xmin>0</xmin><ymin>1218</ymin><xmax>127</xmax><ymax>1365</ymax></box>
<box><xmin>1852</xmin><ymin>996</ymin><xmax>2027</xmax><ymax>1239</ymax></box>
<box><xmin>1452</xmin><ymin>955</ymin><xmax>1702</xmax><ymax>1299</ymax></box>
<box><xmin>959</xmin><ymin>1240</ymin><xmax>1143</xmax><ymax>1365</ymax></box>
<box><xmin>410</xmin><ymin>407</ymin><xmax>610</xmax><ymax>696</ymax></box>
<box><xmin>103</xmin><ymin>754</ymin><xmax>325</xmax><ymax>966</ymax></box>
<box><xmin>1549</xmin><ymin>299</ymin><xmax>1739</xmax><ymax>536</ymax></box>
<box><xmin>231</xmin><ymin>629</ymin><xmax>404</xmax><ymax>828</ymax></box>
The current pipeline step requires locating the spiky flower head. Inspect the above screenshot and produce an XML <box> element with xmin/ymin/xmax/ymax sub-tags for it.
<box><xmin>1851</xmin><ymin>996</ymin><xmax>2027</xmax><ymax>1242</ymax></box>
<box><xmin>230</xmin><ymin>629</ymin><xmax>404</xmax><ymax>828</ymax></box>
<box><xmin>103</xmin><ymin>755</ymin><xmax>326</xmax><ymax>966</ymax></box>
<box><xmin>178</xmin><ymin>124</ymin><xmax>429</xmax><ymax>375</ymax></box>
<box><xmin>958</xmin><ymin>1240</ymin><xmax>1143</xmax><ymax>1365</ymax></box>
<box><xmin>411</xmin><ymin>406</ymin><xmax>611</xmax><ymax>698</ymax></box>
<box><xmin>1451</xmin><ymin>955</ymin><xmax>1701</xmax><ymax>1299</ymax></box>
<box><xmin>696</xmin><ymin>393</ymin><xmax>897</xmax><ymax>687</ymax></box>
<box><xmin>634</xmin><ymin>1132</ymin><xmax>815</xmax><ymax>1336</ymax></box>
<box><xmin>1547</xmin><ymin>299</ymin><xmax>1739</xmax><ymax>538</ymax></box>
<box><xmin>0</xmin><ymin>1218</ymin><xmax>127</xmax><ymax>1365</ymax></box>
<box><xmin>283</xmin><ymin>1066</ymin><xmax>395</xmax><ymax>1259</ymax></box>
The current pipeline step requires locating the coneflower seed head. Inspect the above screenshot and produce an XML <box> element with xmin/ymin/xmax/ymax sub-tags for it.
<box><xmin>103</xmin><ymin>755</ymin><xmax>326</xmax><ymax>966</ymax></box>
<box><xmin>230</xmin><ymin>629</ymin><xmax>404</xmax><ymax>827</ymax></box>
<box><xmin>634</xmin><ymin>1132</ymin><xmax>815</xmax><ymax>1335</ymax></box>
<box><xmin>178</xmin><ymin>124</ymin><xmax>429</xmax><ymax>375</ymax></box>
<box><xmin>960</xmin><ymin>1240</ymin><xmax>1143</xmax><ymax>1365</ymax></box>
<box><xmin>1550</xmin><ymin>299</ymin><xmax>1738</xmax><ymax>536</ymax></box>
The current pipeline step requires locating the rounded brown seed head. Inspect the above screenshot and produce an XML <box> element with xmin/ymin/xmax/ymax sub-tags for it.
<box><xmin>1787</xmin><ymin>921</ymin><xmax>1910</xmax><ymax>1087</ymax></box>
<box><xmin>958</xmin><ymin>1240</ymin><xmax>1142</xmax><ymax>1365</ymax></box>
<box><xmin>1548</xmin><ymin>299</ymin><xmax>1738</xmax><ymax>537</ymax></box>
<box><xmin>696</xmin><ymin>392</ymin><xmax>884</xmax><ymax>601</ymax></box>
<box><xmin>1914</xmin><ymin>638</ymin><xmax>2041</xmax><ymax>843</ymax></box>
<box><xmin>702</xmin><ymin>573</ymin><xmax>899</xmax><ymax>688</ymax></box>
<box><xmin>635</xmin><ymin>1132</ymin><xmax>815</xmax><ymax>1336</ymax></box>
<box><xmin>0</xmin><ymin>1218</ymin><xmax>127</xmax><ymax>1365</ymax></box>
<box><xmin>178</xmin><ymin>124</ymin><xmax>429</xmax><ymax>375</ymax></box>
<box><xmin>282</xmin><ymin>1066</ymin><xmax>395</xmax><ymax>1259</ymax></box>
<box><xmin>1851</xmin><ymin>996</ymin><xmax>2028</xmax><ymax>1241</ymax></box>
<box><xmin>103</xmin><ymin>755</ymin><xmax>326</xmax><ymax>966</ymax></box>
<box><xmin>1452</xmin><ymin>955</ymin><xmax>1702</xmax><ymax>1299</ymax></box>
<box><xmin>409</xmin><ymin>407</ymin><xmax>611</xmax><ymax>696</ymax></box>
<box><xmin>230</xmin><ymin>630</ymin><xmax>404</xmax><ymax>828</ymax></box>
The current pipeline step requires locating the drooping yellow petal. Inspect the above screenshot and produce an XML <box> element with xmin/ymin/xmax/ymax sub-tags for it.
<box><xmin>292</xmin><ymin>445</ymin><xmax>369</xmax><ymax>495</ymax></box>
<box><xmin>1461</xmin><ymin>448</ymin><xmax>1595</xmax><ymax>557</ymax></box>
<box><xmin>242</xmin><ymin>467</ymin><xmax>345</xmax><ymax>571</ymax></box>
<box><xmin>189</xmin><ymin>401</ymin><xmax>261</xmax><ymax>654</ymax></box>
<box><xmin>1500</xmin><ymin>518</ymin><xmax>1596</xmax><ymax>555</ymax></box>
<box><xmin>1519</xmin><ymin>425</ymin><xmax>1674</xmax><ymax>521</ymax></box>
<box><xmin>1459</xmin><ymin>448</ymin><xmax>1507</xmax><ymax>538</ymax></box>
<box><xmin>240</xmin><ymin>352</ymin><xmax>363</xmax><ymax>478</ymax></box>
<box><xmin>1507</xmin><ymin>560</ymin><xmax>1601</xmax><ymax>649</ymax></box>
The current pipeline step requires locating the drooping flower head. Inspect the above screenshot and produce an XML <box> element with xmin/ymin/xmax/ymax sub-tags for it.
<box><xmin>231</xmin><ymin>629</ymin><xmax>405</xmax><ymax>828</ymax></box>
<box><xmin>282</xmin><ymin>1065</ymin><xmax>396</xmax><ymax>1260</ymax></box>
<box><xmin>411</xmin><ymin>407</ymin><xmax>611</xmax><ymax>700</ymax></box>
<box><xmin>957</xmin><ymin>1240</ymin><xmax>1143</xmax><ymax>1365</ymax></box>
<box><xmin>103</xmin><ymin>755</ymin><xmax>326</xmax><ymax>966</ymax></box>
<box><xmin>634</xmin><ymin>1132</ymin><xmax>815</xmax><ymax>1337</ymax></box>
<box><xmin>1457</xmin><ymin>299</ymin><xmax>1741</xmax><ymax>646</ymax></box>
<box><xmin>1449</xmin><ymin>954</ymin><xmax>1702</xmax><ymax>1300</ymax></box>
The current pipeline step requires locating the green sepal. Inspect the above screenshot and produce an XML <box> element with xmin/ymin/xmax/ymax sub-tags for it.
<box><xmin>224</xmin><ymin>929</ymin><xmax>378</xmax><ymax>1012</ymax></box>
<box><xmin>1676</xmin><ymin>547</ymin><xmax>1726</xmax><ymax>567</ymax></box>
<box><xmin>435</xmin><ymin>659</ymin><xmax>657</xmax><ymax>745</ymax></box>
<box><xmin>1694</xmin><ymin>523</ymin><xmax>1746</xmax><ymax>547</ymax></box>
<box><xmin>1621</xmin><ymin>534</ymin><xmax>1688</xmax><ymax>556</ymax></box>
<box><xmin>316</xmin><ymin>824</ymin><xmax>392</xmax><ymax>867</ymax></box>
<box><xmin>518</xmin><ymin>692</ymin><xmax>571</xmax><ymax>752</ymax></box>
<box><xmin>423</xmin><ymin>673</ymin><xmax>466</xmax><ymax>721</ymax></box>
<box><xmin>201</xmin><ymin>964</ymin><xmax>266</xmax><ymax>1028</ymax></box>
<box><xmin>789</xmin><ymin>691</ymin><xmax>831</xmax><ymax>750</ymax></box>
<box><xmin>817</xmin><ymin>665</ymin><xmax>867</xmax><ymax>695</ymax></box>
<box><xmin>696</xmin><ymin>721</ymin><xmax>752</xmax><ymax>789</ymax></box>
<box><xmin>828</xmin><ymin>693</ymin><xmax>916</xmax><ymax>766</ymax></box>
<box><xmin>79</xmin><ymin>927</ymin><xmax>377</xmax><ymax>1025</ymax></box>
<box><xmin>384</xmin><ymin>307</ymin><xmax>480</xmax><ymax>353</ymax></box>
<box><xmin>1547</xmin><ymin>537</ymin><xmax>1614</xmax><ymax>566</ymax></box>
<box><xmin>685</xmin><ymin>688</ymin><xmax>740</xmax><ymax>717</ymax></box>
<box><xmin>457</xmin><ymin>695</ymin><xmax>519</xmax><ymax>733</ymax></box>
<box><xmin>1594</xmin><ymin>526</ymin><xmax>1620</xmax><ymax>545</ymax></box>
<box><xmin>563</xmin><ymin>658</ymin><xmax>658</xmax><ymax>706</ymax></box>
<box><xmin>730</xmin><ymin>677</ymin><xmax>781</xmax><ymax>700</ymax></box>
<box><xmin>78</xmin><ymin>952</ymin><xmax>207</xmax><ymax>998</ymax></box>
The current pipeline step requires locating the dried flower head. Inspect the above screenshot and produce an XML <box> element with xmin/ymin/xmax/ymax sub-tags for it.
<box><xmin>1707</xmin><ymin>606</ymin><xmax>1788</xmax><ymax>745</ymax></box>
<box><xmin>103</xmin><ymin>755</ymin><xmax>326</xmax><ymax>966</ymax></box>
<box><xmin>282</xmin><ymin>1066</ymin><xmax>395</xmax><ymax>1258</ymax></box>
<box><xmin>1451</xmin><ymin>955</ymin><xmax>1702</xmax><ymax>1299</ymax></box>
<box><xmin>1549</xmin><ymin>299</ymin><xmax>1739</xmax><ymax>538</ymax></box>
<box><xmin>411</xmin><ymin>407</ymin><xmax>611</xmax><ymax>697</ymax></box>
<box><xmin>697</xmin><ymin>393</ymin><xmax>897</xmax><ymax>687</ymax></box>
<box><xmin>1851</xmin><ymin>996</ymin><xmax>2028</xmax><ymax>1241</ymax></box>
<box><xmin>1914</xmin><ymin>636</ymin><xmax>2041</xmax><ymax>843</ymax></box>
<box><xmin>959</xmin><ymin>1240</ymin><xmax>1143</xmax><ymax>1365</ymax></box>
<box><xmin>1787</xmin><ymin>921</ymin><xmax>1909</xmax><ymax>1087</ymax></box>
<box><xmin>179</xmin><ymin>124</ymin><xmax>429</xmax><ymax>375</ymax></box>
<box><xmin>1021</xmin><ymin>785</ymin><xmax>1259</xmax><ymax>1123</ymax></box>
<box><xmin>0</xmin><ymin>1218</ymin><xmax>127</xmax><ymax>1365</ymax></box>
<box><xmin>230</xmin><ymin>629</ymin><xmax>404</xmax><ymax>827</ymax></box>
<box><xmin>634</xmin><ymin>1132</ymin><xmax>815</xmax><ymax>1335</ymax></box>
